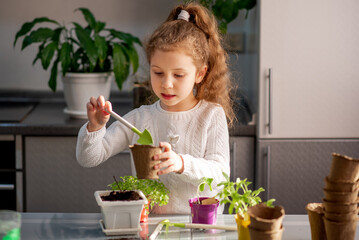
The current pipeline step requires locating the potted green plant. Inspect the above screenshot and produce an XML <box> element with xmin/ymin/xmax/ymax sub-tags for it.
<box><xmin>189</xmin><ymin>177</ymin><xmax>220</xmax><ymax>225</ymax></box>
<box><xmin>216</xmin><ymin>172</ymin><xmax>275</xmax><ymax>240</ymax></box>
<box><xmin>13</xmin><ymin>8</ymin><xmax>141</xmax><ymax>118</ymax></box>
<box><xmin>108</xmin><ymin>176</ymin><xmax>170</xmax><ymax>223</ymax></box>
<box><xmin>94</xmin><ymin>189</ymin><xmax>147</xmax><ymax>234</ymax></box>
<box><xmin>184</xmin><ymin>0</ymin><xmax>256</xmax><ymax>34</ymax></box>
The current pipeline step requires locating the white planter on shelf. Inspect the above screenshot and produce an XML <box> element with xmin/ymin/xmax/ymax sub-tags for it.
<box><xmin>94</xmin><ymin>190</ymin><xmax>147</xmax><ymax>231</ymax></box>
<box><xmin>62</xmin><ymin>72</ymin><xmax>112</xmax><ymax>119</ymax></box>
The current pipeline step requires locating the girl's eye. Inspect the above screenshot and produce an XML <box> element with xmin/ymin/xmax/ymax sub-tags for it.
<box><xmin>154</xmin><ymin>72</ymin><xmax>163</xmax><ymax>75</ymax></box>
<box><xmin>175</xmin><ymin>74</ymin><xmax>184</xmax><ymax>78</ymax></box>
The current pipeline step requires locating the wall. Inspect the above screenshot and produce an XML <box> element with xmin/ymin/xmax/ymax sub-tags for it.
<box><xmin>0</xmin><ymin>0</ymin><xmax>258</xmax><ymax>112</ymax></box>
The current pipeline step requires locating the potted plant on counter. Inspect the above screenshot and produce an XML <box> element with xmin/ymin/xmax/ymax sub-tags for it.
<box><xmin>216</xmin><ymin>172</ymin><xmax>277</xmax><ymax>240</ymax></box>
<box><xmin>94</xmin><ymin>189</ymin><xmax>147</xmax><ymax>235</ymax></box>
<box><xmin>189</xmin><ymin>177</ymin><xmax>220</xmax><ymax>225</ymax></box>
<box><xmin>13</xmin><ymin>8</ymin><xmax>141</xmax><ymax>118</ymax></box>
<box><xmin>108</xmin><ymin>176</ymin><xmax>170</xmax><ymax>223</ymax></box>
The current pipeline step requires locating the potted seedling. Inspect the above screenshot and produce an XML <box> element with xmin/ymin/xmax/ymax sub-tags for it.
<box><xmin>108</xmin><ymin>176</ymin><xmax>170</xmax><ymax>223</ymax></box>
<box><xmin>216</xmin><ymin>172</ymin><xmax>277</xmax><ymax>240</ymax></box>
<box><xmin>14</xmin><ymin>8</ymin><xmax>141</xmax><ymax>118</ymax></box>
<box><xmin>94</xmin><ymin>189</ymin><xmax>147</xmax><ymax>234</ymax></box>
<box><xmin>184</xmin><ymin>0</ymin><xmax>256</xmax><ymax>34</ymax></box>
<box><xmin>189</xmin><ymin>177</ymin><xmax>220</xmax><ymax>225</ymax></box>
<box><xmin>130</xmin><ymin>144</ymin><xmax>161</xmax><ymax>179</ymax></box>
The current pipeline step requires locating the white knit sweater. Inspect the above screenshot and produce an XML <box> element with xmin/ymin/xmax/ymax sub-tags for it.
<box><xmin>76</xmin><ymin>100</ymin><xmax>230</xmax><ymax>214</ymax></box>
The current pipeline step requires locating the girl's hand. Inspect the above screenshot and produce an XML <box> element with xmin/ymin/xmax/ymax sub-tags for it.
<box><xmin>86</xmin><ymin>95</ymin><xmax>112</xmax><ymax>132</ymax></box>
<box><xmin>153</xmin><ymin>142</ymin><xmax>184</xmax><ymax>175</ymax></box>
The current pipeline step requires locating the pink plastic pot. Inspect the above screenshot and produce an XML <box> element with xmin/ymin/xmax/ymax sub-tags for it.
<box><xmin>189</xmin><ymin>197</ymin><xmax>219</xmax><ymax>225</ymax></box>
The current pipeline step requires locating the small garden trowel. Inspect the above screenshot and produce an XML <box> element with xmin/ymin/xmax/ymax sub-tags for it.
<box><xmin>106</xmin><ymin>109</ymin><xmax>153</xmax><ymax>145</ymax></box>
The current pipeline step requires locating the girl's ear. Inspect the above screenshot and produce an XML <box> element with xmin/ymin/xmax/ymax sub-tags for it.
<box><xmin>195</xmin><ymin>65</ymin><xmax>208</xmax><ymax>84</ymax></box>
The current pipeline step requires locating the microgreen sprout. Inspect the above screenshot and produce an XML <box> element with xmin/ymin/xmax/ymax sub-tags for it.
<box><xmin>197</xmin><ymin>177</ymin><xmax>214</xmax><ymax>204</ymax></box>
<box><xmin>109</xmin><ymin>176</ymin><xmax>170</xmax><ymax>209</ymax></box>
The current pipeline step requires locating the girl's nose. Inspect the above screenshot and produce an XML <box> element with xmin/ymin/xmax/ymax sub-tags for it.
<box><xmin>161</xmin><ymin>76</ymin><xmax>173</xmax><ymax>89</ymax></box>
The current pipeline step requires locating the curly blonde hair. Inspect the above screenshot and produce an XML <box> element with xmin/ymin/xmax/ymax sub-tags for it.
<box><xmin>145</xmin><ymin>2</ymin><xmax>235</xmax><ymax>126</ymax></box>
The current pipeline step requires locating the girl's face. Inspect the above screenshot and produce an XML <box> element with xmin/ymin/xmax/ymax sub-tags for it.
<box><xmin>150</xmin><ymin>49</ymin><xmax>207</xmax><ymax>112</ymax></box>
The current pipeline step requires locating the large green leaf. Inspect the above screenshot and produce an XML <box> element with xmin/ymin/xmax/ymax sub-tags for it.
<box><xmin>94</xmin><ymin>35</ymin><xmax>108</xmax><ymax>70</ymax></box>
<box><xmin>76</xmin><ymin>8</ymin><xmax>97</xmax><ymax>32</ymax></box>
<box><xmin>127</xmin><ymin>44</ymin><xmax>139</xmax><ymax>74</ymax></box>
<box><xmin>113</xmin><ymin>43</ymin><xmax>129</xmax><ymax>90</ymax></box>
<box><xmin>60</xmin><ymin>42</ymin><xmax>71</xmax><ymax>75</ymax></box>
<box><xmin>14</xmin><ymin>17</ymin><xmax>59</xmax><ymax>47</ymax></box>
<box><xmin>48</xmin><ymin>57</ymin><xmax>59</xmax><ymax>92</ymax></box>
<box><xmin>108</xmin><ymin>29</ymin><xmax>142</xmax><ymax>46</ymax></box>
<box><xmin>32</xmin><ymin>43</ymin><xmax>45</xmax><ymax>66</ymax></box>
<box><xmin>95</xmin><ymin>21</ymin><xmax>106</xmax><ymax>33</ymax></box>
<box><xmin>51</xmin><ymin>27</ymin><xmax>64</xmax><ymax>44</ymax></box>
<box><xmin>74</xmin><ymin>23</ymin><xmax>98</xmax><ymax>71</ymax></box>
<box><xmin>212</xmin><ymin>0</ymin><xmax>239</xmax><ymax>23</ymax></box>
<box><xmin>40</xmin><ymin>42</ymin><xmax>57</xmax><ymax>70</ymax></box>
<box><xmin>70</xmin><ymin>48</ymin><xmax>83</xmax><ymax>72</ymax></box>
<box><xmin>21</xmin><ymin>28</ymin><xmax>54</xmax><ymax>50</ymax></box>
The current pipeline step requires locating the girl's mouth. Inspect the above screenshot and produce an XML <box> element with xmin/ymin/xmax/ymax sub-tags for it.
<box><xmin>161</xmin><ymin>93</ymin><xmax>176</xmax><ymax>100</ymax></box>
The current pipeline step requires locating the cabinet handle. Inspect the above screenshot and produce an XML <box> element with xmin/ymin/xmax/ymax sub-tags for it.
<box><xmin>268</xmin><ymin>68</ymin><xmax>273</xmax><ymax>134</ymax></box>
<box><xmin>0</xmin><ymin>184</ymin><xmax>15</xmax><ymax>190</ymax></box>
<box><xmin>230</xmin><ymin>141</ymin><xmax>237</xmax><ymax>182</ymax></box>
<box><xmin>265</xmin><ymin>146</ymin><xmax>271</xmax><ymax>200</ymax></box>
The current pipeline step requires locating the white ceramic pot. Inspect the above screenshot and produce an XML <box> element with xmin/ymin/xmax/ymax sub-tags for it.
<box><xmin>94</xmin><ymin>190</ymin><xmax>147</xmax><ymax>231</ymax></box>
<box><xmin>62</xmin><ymin>72</ymin><xmax>112</xmax><ymax>119</ymax></box>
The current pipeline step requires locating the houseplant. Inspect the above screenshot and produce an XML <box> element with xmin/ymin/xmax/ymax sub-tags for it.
<box><xmin>13</xmin><ymin>8</ymin><xmax>141</xmax><ymax>117</ymax></box>
<box><xmin>189</xmin><ymin>177</ymin><xmax>220</xmax><ymax>225</ymax></box>
<box><xmin>185</xmin><ymin>0</ymin><xmax>256</xmax><ymax>34</ymax></box>
<box><xmin>108</xmin><ymin>176</ymin><xmax>170</xmax><ymax>222</ymax></box>
<box><xmin>216</xmin><ymin>172</ymin><xmax>275</xmax><ymax>240</ymax></box>
<box><xmin>94</xmin><ymin>189</ymin><xmax>147</xmax><ymax>232</ymax></box>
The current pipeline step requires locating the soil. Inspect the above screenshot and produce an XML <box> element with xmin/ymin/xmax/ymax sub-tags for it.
<box><xmin>201</xmin><ymin>197</ymin><xmax>218</xmax><ymax>205</ymax></box>
<box><xmin>101</xmin><ymin>191</ymin><xmax>142</xmax><ymax>201</ymax></box>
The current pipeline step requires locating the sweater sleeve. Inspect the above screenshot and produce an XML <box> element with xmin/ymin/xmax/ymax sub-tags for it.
<box><xmin>76</xmin><ymin>118</ymin><xmax>134</xmax><ymax>168</ymax></box>
<box><xmin>176</xmin><ymin>106</ymin><xmax>230</xmax><ymax>188</ymax></box>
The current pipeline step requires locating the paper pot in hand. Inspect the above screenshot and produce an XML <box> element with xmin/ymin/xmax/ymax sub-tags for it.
<box><xmin>130</xmin><ymin>144</ymin><xmax>162</xmax><ymax>179</ymax></box>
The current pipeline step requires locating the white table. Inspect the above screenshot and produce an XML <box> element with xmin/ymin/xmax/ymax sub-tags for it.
<box><xmin>20</xmin><ymin>213</ymin><xmax>358</xmax><ymax>239</ymax></box>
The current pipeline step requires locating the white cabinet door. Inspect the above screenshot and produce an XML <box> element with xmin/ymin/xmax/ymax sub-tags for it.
<box><xmin>258</xmin><ymin>0</ymin><xmax>359</xmax><ymax>138</ymax></box>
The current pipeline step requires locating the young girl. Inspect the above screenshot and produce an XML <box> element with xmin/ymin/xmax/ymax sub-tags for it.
<box><xmin>76</xmin><ymin>2</ymin><xmax>235</xmax><ymax>214</ymax></box>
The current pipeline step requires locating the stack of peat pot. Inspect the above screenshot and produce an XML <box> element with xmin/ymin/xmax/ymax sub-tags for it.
<box><xmin>307</xmin><ymin>153</ymin><xmax>359</xmax><ymax>240</ymax></box>
<box><xmin>247</xmin><ymin>203</ymin><xmax>285</xmax><ymax>240</ymax></box>
<box><xmin>323</xmin><ymin>153</ymin><xmax>359</xmax><ymax>239</ymax></box>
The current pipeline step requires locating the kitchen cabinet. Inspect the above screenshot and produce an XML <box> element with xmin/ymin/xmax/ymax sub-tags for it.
<box><xmin>256</xmin><ymin>140</ymin><xmax>359</xmax><ymax>214</ymax></box>
<box><xmin>229</xmin><ymin>137</ymin><xmax>255</xmax><ymax>184</ymax></box>
<box><xmin>256</xmin><ymin>0</ymin><xmax>359</xmax><ymax>214</ymax></box>
<box><xmin>0</xmin><ymin>135</ymin><xmax>23</xmax><ymax>211</ymax></box>
<box><xmin>258</xmin><ymin>0</ymin><xmax>359</xmax><ymax>139</ymax></box>
<box><xmin>25</xmin><ymin>136</ymin><xmax>132</xmax><ymax>213</ymax></box>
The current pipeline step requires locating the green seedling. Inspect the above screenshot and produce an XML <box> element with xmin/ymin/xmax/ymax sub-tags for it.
<box><xmin>196</xmin><ymin>177</ymin><xmax>214</xmax><ymax>204</ymax></box>
<box><xmin>109</xmin><ymin>176</ymin><xmax>169</xmax><ymax>208</ymax></box>
<box><xmin>216</xmin><ymin>172</ymin><xmax>275</xmax><ymax>218</ymax></box>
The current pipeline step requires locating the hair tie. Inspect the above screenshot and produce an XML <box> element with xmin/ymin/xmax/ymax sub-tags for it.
<box><xmin>177</xmin><ymin>9</ymin><xmax>190</xmax><ymax>22</ymax></box>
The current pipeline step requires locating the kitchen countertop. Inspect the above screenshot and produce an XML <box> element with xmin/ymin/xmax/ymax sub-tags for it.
<box><xmin>0</xmin><ymin>91</ymin><xmax>255</xmax><ymax>136</ymax></box>
<box><xmin>18</xmin><ymin>213</ymin><xmax>329</xmax><ymax>240</ymax></box>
